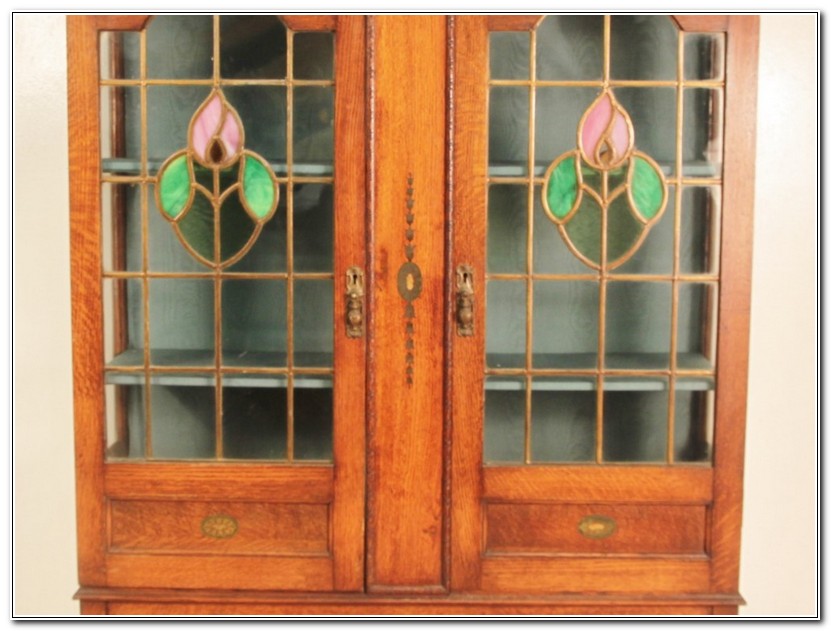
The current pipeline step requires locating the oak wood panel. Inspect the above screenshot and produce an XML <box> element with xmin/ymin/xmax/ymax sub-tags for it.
<box><xmin>104</xmin><ymin>463</ymin><xmax>333</xmax><ymax>502</ymax></box>
<box><xmin>79</xmin><ymin>601</ymin><xmax>108</xmax><ymax>615</ymax></box>
<box><xmin>109</xmin><ymin>500</ymin><xmax>329</xmax><ymax>554</ymax></box>
<box><xmin>331</xmin><ymin>14</ymin><xmax>368</xmax><ymax>592</ymax></box>
<box><xmin>483</xmin><ymin>466</ymin><xmax>714</xmax><ymax>503</ymax></box>
<box><xmin>87</xmin><ymin>16</ymin><xmax>150</xmax><ymax>31</ymax></box>
<box><xmin>106</xmin><ymin>554</ymin><xmax>333</xmax><ymax>591</ymax></box>
<box><xmin>367</xmin><ymin>15</ymin><xmax>447</xmax><ymax>591</ymax></box>
<box><xmin>78</xmin><ymin>585</ymin><xmax>745</xmax><ymax>608</ymax></box>
<box><xmin>487</xmin><ymin>16</ymin><xmax>545</xmax><ymax>31</ymax></box>
<box><xmin>67</xmin><ymin>14</ymin><xmax>108</xmax><ymax>587</ymax></box>
<box><xmin>480</xmin><ymin>557</ymin><xmax>711</xmax><ymax>594</ymax></box>
<box><xmin>107</xmin><ymin>601</ymin><xmax>712</xmax><ymax>615</ymax></box>
<box><xmin>672</xmin><ymin>16</ymin><xmax>730</xmax><ymax>32</ymax></box>
<box><xmin>449</xmin><ymin>15</ymin><xmax>489</xmax><ymax>592</ymax></box>
<box><xmin>485</xmin><ymin>503</ymin><xmax>707</xmax><ymax>555</ymax></box>
<box><xmin>709</xmin><ymin>15</ymin><xmax>759</xmax><ymax>594</ymax></box>
<box><xmin>282</xmin><ymin>15</ymin><xmax>337</xmax><ymax>31</ymax></box>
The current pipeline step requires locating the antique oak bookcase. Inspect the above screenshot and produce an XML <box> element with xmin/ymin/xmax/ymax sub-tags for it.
<box><xmin>67</xmin><ymin>15</ymin><xmax>758</xmax><ymax>615</ymax></box>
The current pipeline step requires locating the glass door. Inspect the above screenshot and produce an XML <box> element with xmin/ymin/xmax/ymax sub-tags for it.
<box><xmin>450</xmin><ymin>14</ymin><xmax>754</xmax><ymax>596</ymax></box>
<box><xmin>74</xmin><ymin>14</ymin><xmax>366</xmax><ymax>591</ymax></box>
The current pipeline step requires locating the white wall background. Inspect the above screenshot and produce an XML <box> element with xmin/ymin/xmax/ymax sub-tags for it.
<box><xmin>12</xmin><ymin>13</ymin><xmax>818</xmax><ymax>617</ymax></box>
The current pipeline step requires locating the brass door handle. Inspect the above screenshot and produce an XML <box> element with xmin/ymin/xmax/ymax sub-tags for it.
<box><xmin>345</xmin><ymin>266</ymin><xmax>365</xmax><ymax>338</ymax></box>
<box><xmin>456</xmin><ymin>265</ymin><xmax>474</xmax><ymax>337</ymax></box>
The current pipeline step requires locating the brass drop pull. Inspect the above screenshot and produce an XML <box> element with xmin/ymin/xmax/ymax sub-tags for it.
<box><xmin>456</xmin><ymin>265</ymin><xmax>474</xmax><ymax>337</ymax></box>
<box><xmin>345</xmin><ymin>266</ymin><xmax>365</xmax><ymax>338</ymax></box>
<box><xmin>578</xmin><ymin>515</ymin><xmax>617</xmax><ymax>539</ymax></box>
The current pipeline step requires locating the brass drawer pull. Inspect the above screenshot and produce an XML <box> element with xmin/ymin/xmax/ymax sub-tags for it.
<box><xmin>578</xmin><ymin>515</ymin><xmax>617</xmax><ymax>539</ymax></box>
<box><xmin>201</xmin><ymin>514</ymin><xmax>238</xmax><ymax>539</ymax></box>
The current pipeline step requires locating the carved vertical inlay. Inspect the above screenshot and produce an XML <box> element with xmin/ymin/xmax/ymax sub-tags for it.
<box><xmin>396</xmin><ymin>173</ymin><xmax>422</xmax><ymax>386</ymax></box>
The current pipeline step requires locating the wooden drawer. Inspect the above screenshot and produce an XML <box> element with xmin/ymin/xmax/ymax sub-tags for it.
<box><xmin>109</xmin><ymin>500</ymin><xmax>330</xmax><ymax>556</ymax></box>
<box><xmin>485</xmin><ymin>503</ymin><xmax>707</xmax><ymax>556</ymax></box>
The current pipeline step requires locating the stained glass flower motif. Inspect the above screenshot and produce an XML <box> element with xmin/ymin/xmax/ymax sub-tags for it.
<box><xmin>541</xmin><ymin>89</ymin><xmax>667</xmax><ymax>269</ymax></box>
<box><xmin>155</xmin><ymin>90</ymin><xmax>280</xmax><ymax>267</ymax></box>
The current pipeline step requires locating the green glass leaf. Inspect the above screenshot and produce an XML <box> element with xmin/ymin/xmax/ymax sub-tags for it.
<box><xmin>607</xmin><ymin>194</ymin><xmax>644</xmax><ymax>265</ymax></box>
<box><xmin>563</xmin><ymin>194</ymin><xmax>601</xmax><ymax>265</ymax></box>
<box><xmin>241</xmin><ymin>155</ymin><xmax>276</xmax><ymax>220</ymax></box>
<box><xmin>220</xmin><ymin>192</ymin><xmax>257</xmax><ymax>263</ymax></box>
<box><xmin>158</xmin><ymin>154</ymin><xmax>191</xmax><ymax>219</ymax></box>
<box><xmin>630</xmin><ymin>156</ymin><xmax>664</xmax><ymax>220</ymax></box>
<box><xmin>177</xmin><ymin>190</ymin><xmax>214</xmax><ymax>262</ymax></box>
<box><xmin>546</xmin><ymin>155</ymin><xmax>579</xmax><ymax>219</ymax></box>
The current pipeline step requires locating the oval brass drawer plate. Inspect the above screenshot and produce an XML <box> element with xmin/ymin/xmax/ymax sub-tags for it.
<box><xmin>578</xmin><ymin>515</ymin><xmax>617</xmax><ymax>539</ymax></box>
<box><xmin>201</xmin><ymin>514</ymin><xmax>239</xmax><ymax>539</ymax></box>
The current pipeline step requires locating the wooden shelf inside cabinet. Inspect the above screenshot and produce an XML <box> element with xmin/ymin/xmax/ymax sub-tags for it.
<box><xmin>105</xmin><ymin>349</ymin><xmax>333</xmax><ymax>388</ymax></box>
<box><xmin>487</xmin><ymin>162</ymin><xmax>721</xmax><ymax>180</ymax></box>
<box><xmin>102</xmin><ymin>158</ymin><xmax>334</xmax><ymax>178</ymax></box>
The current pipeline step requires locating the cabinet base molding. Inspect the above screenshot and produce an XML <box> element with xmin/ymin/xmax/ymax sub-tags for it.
<box><xmin>76</xmin><ymin>588</ymin><xmax>743</xmax><ymax>616</ymax></box>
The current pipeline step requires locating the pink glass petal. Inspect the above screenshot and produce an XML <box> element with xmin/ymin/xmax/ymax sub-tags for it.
<box><xmin>610</xmin><ymin>110</ymin><xmax>631</xmax><ymax>159</ymax></box>
<box><xmin>581</xmin><ymin>94</ymin><xmax>611</xmax><ymax>162</ymax></box>
<box><xmin>219</xmin><ymin>111</ymin><xmax>242</xmax><ymax>158</ymax></box>
<box><xmin>192</xmin><ymin>95</ymin><xmax>223</xmax><ymax>161</ymax></box>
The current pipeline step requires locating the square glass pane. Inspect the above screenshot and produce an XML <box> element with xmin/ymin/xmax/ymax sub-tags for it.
<box><xmin>149</xmin><ymin>279</ymin><xmax>215</xmax><ymax>367</ymax></box>
<box><xmin>294</xmin><ymin>279</ymin><xmax>333</xmax><ymax>367</ymax></box>
<box><xmin>605</xmin><ymin>281</ymin><xmax>672</xmax><ymax>369</ymax></box>
<box><xmin>533</xmin><ymin>186</ymin><xmax>592</xmax><ymax>275</ymax></box>
<box><xmin>484</xmin><ymin>376</ymin><xmax>526</xmax><ymax>463</ymax></box>
<box><xmin>146</xmin><ymin>86</ymin><xmax>212</xmax><ymax>165</ymax></box>
<box><xmin>614</xmin><ymin>88</ymin><xmax>677</xmax><ymax>176</ymax></box>
<box><xmin>487</xmin><ymin>185</ymin><xmax>527</xmax><ymax>274</ymax></box>
<box><xmin>684</xmin><ymin>33</ymin><xmax>725</xmax><ymax>81</ymax></box>
<box><xmin>295</xmin><ymin>376</ymin><xmax>333</xmax><ymax>461</ymax></box>
<box><xmin>100</xmin><ymin>31</ymin><xmax>140</xmax><ymax>80</ymax></box>
<box><xmin>680</xmin><ymin>187</ymin><xmax>721</xmax><ymax>275</ymax></box>
<box><xmin>613</xmin><ymin>186</ymin><xmax>676</xmax><ymax>276</ymax></box>
<box><xmin>531</xmin><ymin>377</ymin><xmax>596</xmax><ymax>463</ymax></box>
<box><xmin>535</xmin><ymin>87</ymin><xmax>598</xmax><ymax>174</ymax></box>
<box><xmin>603</xmin><ymin>377</ymin><xmax>669</xmax><ymax>463</ymax></box>
<box><xmin>489</xmin><ymin>87</ymin><xmax>529</xmax><ymax>176</ymax></box>
<box><xmin>224</xmin><ymin>86</ymin><xmax>287</xmax><ymax>166</ymax></box>
<box><xmin>222</xmin><ymin>280</ymin><xmax>287</xmax><ymax>368</ymax></box>
<box><xmin>683</xmin><ymin>88</ymin><xmax>724</xmax><ymax>178</ymax></box>
<box><xmin>294</xmin><ymin>32</ymin><xmax>334</xmax><ymax>80</ymax></box>
<box><xmin>293</xmin><ymin>87</ymin><xmax>334</xmax><ymax>167</ymax></box>
<box><xmin>151</xmin><ymin>383</ymin><xmax>216</xmax><ymax>459</ymax></box>
<box><xmin>103</xmin><ymin>278</ymin><xmax>144</xmax><ymax>366</ymax></box>
<box><xmin>100</xmin><ymin>86</ymin><xmax>141</xmax><ymax>166</ymax></box>
<box><xmin>223</xmin><ymin>386</ymin><xmax>286</xmax><ymax>460</ymax></box>
<box><xmin>220</xmin><ymin>16</ymin><xmax>287</xmax><ymax>80</ymax></box>
<box><xmin>533</xmin><ymin>281</ymin><xmax>599</xmax><ymax>369</ymax></box>
<box><xmin>294</xmin><ymin>184</ymin><xmax>334</xmax><ymax>273</ymax></box>
<box><xmin>486</xmin><ymin>280</ymin><xmax>525</xmax><ymax>369</ymax></box>
<box><xmin>146</xmin><ymin>15</ymin><xmax>213</xmax><ymax>80</ymax></box>
<box><xmin>490</xmin><ymin>32</ymin><xmax>529</xmax><ymax>80</ymax></box>
<box><xmin>536</xmin><ymin>15</ymin><xmax>603</xmax><ymax>81</ymax></box>
<box><xmin>105</xmin><ymin>383</ymin><xmax>145</xmax><ymax>459</ymax></box>
<box><xmin>102</xmin><ymin>184</ymin><xmax>142</xmax><ymax>273</ymax></box>
<box><xmin>674</xmin><ymin>380</ymin><xmax>714</xmax><ymax>463</ymax></box>
<box><xmin>610</xmin><ymin>15</ymin><xmax>678</xmax><ymax>81</ymax></box>
<box><xmin>678</xmin><ymin>282</ymin><xmax>718</xmax><ymax>368</ymax></box>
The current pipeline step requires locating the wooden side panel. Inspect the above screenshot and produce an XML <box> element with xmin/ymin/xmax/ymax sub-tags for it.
<box><xmin>709</xmin><ymin>15</ymin><xmax>759</xmax><ymax>593</ymax></box>
<box><xmin>485</xmin><ymin>503</ymin><xmax>707</xmax><ymax>555</ymax></box>
<box><xmin>109</xmin><ymin>500</ymin><xmax>329</xmax><ymax>554</ymax></box>
<box><xmin>367</xmin><ymin>15</ymin><xmax>447</xmax><ymax>591</ymax></box>
<box><xmin>331</xmin><ymin>13</ymin><xmax>368</xmax><ymax>594</ymax></box>
<box><xmin>449</xmin><ymin>15</ymin><xmax>489</xmax><ymax>592</ymax></box>
<box><xmin>67</xmin><ymin>15</ymin><xmax>109</xmax><ymax>588</ymax></box>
